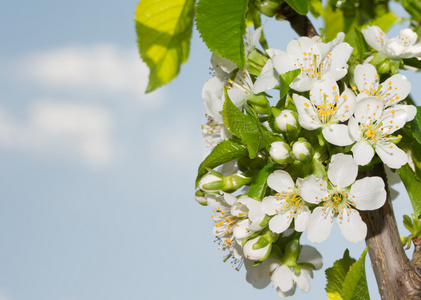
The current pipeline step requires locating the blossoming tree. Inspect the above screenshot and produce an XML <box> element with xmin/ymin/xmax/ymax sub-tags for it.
<box><xmin>135</xmin><ymin>0</ymin><xmax>421</xmax><ymax>298</ymax></box>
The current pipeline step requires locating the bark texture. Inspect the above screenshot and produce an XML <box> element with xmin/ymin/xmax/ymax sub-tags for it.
<box><xmin>360</xmin><ymin>164</ymin><xmax>421</xmax><ymax>299</ymax></box>
<box><xmin>278</xmin><ymin>3</ymin><xmax>318</xmax><ymax>38</ymax></box>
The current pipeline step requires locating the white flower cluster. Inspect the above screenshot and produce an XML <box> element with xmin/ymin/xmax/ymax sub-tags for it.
<box><xmin>196</xmin><ymin>25</ymin><xmax>418</xmax><ymax>298</ymax></box>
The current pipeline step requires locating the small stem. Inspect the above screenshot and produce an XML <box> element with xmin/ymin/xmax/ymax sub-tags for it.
<box><xmin>277</xmin><ymin>3</ymin><xmax>318</xmax><ymax>38</ymax></box>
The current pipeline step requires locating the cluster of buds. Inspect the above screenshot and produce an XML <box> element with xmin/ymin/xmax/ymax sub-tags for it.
<box><xmin>195</xmin><ymin>24</ymin><xmax>419</xmax><ymax>297</ymax></box>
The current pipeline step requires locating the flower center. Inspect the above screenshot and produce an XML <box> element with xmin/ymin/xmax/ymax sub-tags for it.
<box><xmin>276</xmin><ymin>187</ymin><xmax>305</xmax><ymax>218</ymax></box>
<box><xmin>321</xmin><ymin>186</ymin><xmax>356</xmax><ymax>221</ymax></box>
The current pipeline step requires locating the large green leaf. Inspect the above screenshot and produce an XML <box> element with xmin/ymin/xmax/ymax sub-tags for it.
<box><xmin>222</xmin><ymin>89</ymin><xmax>277</xmax><ymax>158</ymax></box>
<box><xmin>195</xmin><ymin>139</ymin><xmax>248</xmax><ymax>187</ymax></box>
<box><xmin>342</xmin><ymin>246</ymin><xmax>370</xmax><ymax>300</ymax></box>
<box><xmin>196</xmin><ymin>0</ymin><xmax>248</xmax><ymax>68</ymax></box>
<box><xmin>278</xmin><ymin>69</ymin><xmax>301</xmax><ymax>109</ymax></box>
<box><xmin>285</xmin><ymin>0</ymin><xmax>309</xmax><ymax>15</ymax></box>
<box><xmin>135</xmin><ymin>0</ymin><xmax>195</xmax><ymax>92</ymax></box>
<box><xmin>325</xmin><ymin>249</ymin><xmax>356</xmax><ymax>299</ymax></box>
<box><xmin>397</xmin><ymin>164</ymin><xmax>421</xmax><ymax>218</ymax></box>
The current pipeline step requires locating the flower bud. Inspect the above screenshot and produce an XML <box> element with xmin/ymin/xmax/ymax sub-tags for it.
<box><xmin>269</xmin><ymin>141</ymin><xmax>291</xmax><ymax>164</ymax></box>
<box><xmin>243</xmin><ymin>236</ymin><xmax>272</xmax><ymax>261</ymax></box>
<box><xmin>199</xmin><ymin>172</ymin><xmax>252</xmax><ymax>193</ymax></box>
<box><xmin>291</xmin><ymin>138</ymin><xmax>313</xmax><ymax>162</ymax></box>
<box><xmin>275</xmin><ymin>110</ymin><xmax>298</xmax><ymax>132</ymax></box>
<box><xmin>195</xmin><ymin>190</ymin><xmax>208</xmax><ymax>206</ymax></box>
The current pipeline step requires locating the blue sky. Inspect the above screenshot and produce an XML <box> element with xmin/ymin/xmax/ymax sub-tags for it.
<box><xmin>0</xmin><ymin>1</ymin><xmax>417</xmax><ymax>300</ymax></box>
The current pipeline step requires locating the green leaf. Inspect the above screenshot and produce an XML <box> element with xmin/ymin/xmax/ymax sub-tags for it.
<box><xmin>285</xmin><ymin>0</ymin><xmax>309</xmax><ymax>15</ymax></box>
<box><xmin>403</xmin><ymin>57</ymin><xmax>421</xmax><ymax>69</ymax></box>
<box><xmin>222</xmin><ymin>89</ymin><xmax>277</xmax><ymax>158</ymax></box>
<box><xmin>196</xmin><ymin>0</ymin><xmax>248</xmax><ymax>68</ymax></box>
<box><xmin>353</xmin><ymin>28</ymin><xmax>370</xmax><ymax>60</ymax></box>
<box><xmin>248</xmin><ymin>163</ymin><xmax>274</xmax><ymax>200</ymax></box>
<box><xmin>367</xmin><ymin>11</ymin><xmax>398</xmax><ymax>33</ymax></box>
<box><xmin>397</xmin><ymin>164</ymin><xmax>421</xmax><ymax>217</ymax></box>
<box><xmin>278</xmin><ymin>69</ymin><xmax>301</xmax><ymax>109</ymax></box>
<box><xmin>309</xmin><ymin>0</ymin><xmax>323</xmax><ymax>18</ymax></box>
<box><xmin>135</xmin><ymin>0</ymin><xmax>195</xmax><ymax>92</ymax></box>
<box><xmin>342</xmin><ymin>246</ymin><xmax>370</xmax><ymax>300</ymax></box>
<box><xmin>195</xmin><ymin>140</ymin><xmax>248</xmax><ymax>187</ymax></box>
<box><xmin>326</xmin><ymin>249</ymin><xmax>356</xmax><ymax>297</ymax></box>
<box><xmin>411</xmin><ymin>106</ymin><xmax>421</xmax><ymax>144</ymax></box>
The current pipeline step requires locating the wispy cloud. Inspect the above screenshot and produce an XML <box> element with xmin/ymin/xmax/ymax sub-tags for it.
<box><xmin>19</xmin><ymin>44</ymin><xmax>164</xmax><ymax>106</ymax></box>
<box><xmin>0</xmin><ymin>100</ymin><xmax>114</xmax><ymax>167</ymax></box>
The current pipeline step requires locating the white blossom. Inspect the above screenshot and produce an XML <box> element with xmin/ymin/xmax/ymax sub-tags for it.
<box><xmin>262</xmin><ymin>170</ymin><xmax>311</xmax><ymax>233</ymax></box>
<box><xmin>245</xmin><ymin>246</ymin><xmax>323</xmax><ymax>297</ymax></box>
<box><xmin>294</xmin><ymin>78</ymin><xmax>356</xmax><ymax>145</ymax></box>
<box><xmin>256</xmin><ymin>33</ymin><xmax>353</xmax><ymax>93</ymax></box>
<box><xmin>348</xmin><ymin>98</ymin><xmax>409</xmax><ymax>168</ymax></box>
<box><xmin>362</xmin><ymin>25</ymin><xmax>421</xmax><ymax>59</ymax></box>
<box><xmin>301</xmin><ymin>154</ymin><xmax>386</xmax><ymax>243</ymax></box>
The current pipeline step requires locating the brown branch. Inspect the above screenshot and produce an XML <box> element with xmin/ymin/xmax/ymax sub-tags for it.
<box><xmin>359</xmin><ymin>164</ymin><xmax>421</xmax><ymax>299</ymax></box>
<box><xmin>277</xmin><ymin>3</ymin><xmax>318</xmax><ymax>38</ymax></box>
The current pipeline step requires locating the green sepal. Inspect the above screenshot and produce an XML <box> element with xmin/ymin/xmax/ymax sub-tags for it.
<box><xmin>259</xmin><ymin>215</ymin><xmax>270</xmax><ymax>227</ymax></box>
<box><xmin>280</xmin><ymin>239</ymin><xmax>301</xmax><ymax>267</ymax></box>
<box><xmin>252</xmin><ymin>227</ymin><xmax>280</xmax><ymax>250</ymax></box>
<box><xmin>248</xmin><ymin>163</ymin><xmax>275</xmax><ymax>201</ymax></box>
<box><xmin>247</xmin><ymin>49</ymin><xmax>268</xmax><ymax>76</ymax></box>
<box><xmin>195</xmin><ymin>139</ymin><xmax>248</xmax><ymax>187</ymax></box>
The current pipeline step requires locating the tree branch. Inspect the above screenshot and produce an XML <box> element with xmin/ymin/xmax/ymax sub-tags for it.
<box><xmin>278</xmin><ymin>3</ymin><xmax>318</xmax><ymax>38</ymax></box>
<box><xmin>359</xmin><ymin>164</ymin><xmax>421</xmax><ymax>299</ymax></box>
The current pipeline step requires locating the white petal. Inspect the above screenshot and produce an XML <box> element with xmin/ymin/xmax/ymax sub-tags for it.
<box><xmin>294</xmin><ymin>206</ymin><xmax>311</xmax><ymax>232</ymax></box>
<box><xmin>227</xmin><ymin>87</ymin><xmax>247</xmax><ymax>108</ymax></box>
<box><xmin>336</xmin><ymin>88</ymin><xmax>356</xmax><ymax>122</ymax></box>
<box><xmin>293</xmin><ymin>271</ymin><xmax>310</xmax><ymax>293</ymax></box>
<box><xmin>328</xmin><ymin>153</ymin><xmax>358</xmax><ymax>188</ymax></box>
<box><xmin>211</xmin><ymin>53</ymin><xmax>237</xmax><ymax>76</ymax></box>
<box><xmin>324</xmin><ymin>43</ymin><xmax>353</xmax><ymax>81</ymax></box>
<box><xmin>290</xmin><ymin>75</ymin><xmax>315</xmax><ymax>92</ymax></box>
<box><xmin>379</xmin><ymin>74</ymin><xmax>411</xmax><ymax>107</ymax></box>
<box><xmin>269</xmin><ymin>212</ymin><xmax>294</xmax><ymax>233</ymax></box>
<box><xmin>322</xmin><ymin>124</ymin><xmax>354</xmax><ymax>146</ymax></box>
<box><xmin>224</xmin><ymin>192</ymin><xmax>237</xmax><ymax>205</ymax></box>
<box><xmin>272</xmin><ymin>265</ymin><xmax>294</xmax><ymax>292</ymax></box>
<box><xmin>350</xmin><ymin>177</ymin><xmax>386</xmax><ymax>210</ymax></box>
<box><xmin>294</xmin><ymin>94</ymin><xmax>320</xmax><ymax>130</ymax></box>
<box><xmin>354</xmin><ymin>64</ymin><xmax>379</xmax><ymax>95</ymax></box>
<box><xmin>267</xmin><ymin>170</ymin><xmax>295</xmax><ymax>193</ymax></box>
<box><xmin>300</xmin><ymin>175</ymin><xmax>329</xmax><ymax>204</ymax></box>
<box><xmin>275</xmin><ymin>286</ymin><xmax>296</xmax><ymax>297</ymax></box>
<box><xmin>253</xmin><ymin>59</ymin><xmax>279</xmax><ymax>94</ymax></box>
<box><xmin>246</xmin><ymin>198</ymin><xmax>266</xmax><ymax>222</ymax></box>
<box><xmin>362</xmin><ymin>26</ymin><xmax>385</xmax><ymax>52</ymax></box>
<box><xmin>233</xmin><ymin>219</ymin><xmax>254</xmax><ymax>241</ymax></box>
<box><xmin>352</xmin><ymin>141</ymin><xmax>375</xmax><ymax>166</ymax></box>
<box><xmin>271</xmin><ymin>52</ymin><xmax>298</xmax><ymax>75</ymax></box>
<box><xmin>354</xmin><ymin>97</ymin><xmax>384</xmax><ymax>124</ymax></box>
<box><xmin>337</xmin><ymin>208</ymin><xmax>367</xmax><ymax>243</ymax></box>
<box><xmin>375</xmin><ymin>143</ymin><xmax>408</xmax><ymax>169</ymax></box>
<box><xmin>244</xmin><ymin>258</ymin><xmax>272</xmax><ymax>289</ymax></box>
<box><xmin>298</xmin><ymin>246</ymin><xmax>323</xmax><ymax>270</ymax></box>
<box><xmin>262</xmin><ymin>196</ymin><xmax>282</xmax><ymax>216</ymax></box>
<box><xmin>305</xmin><ymin>207</ymin><xmax>334</xmax><ymax>243</ymax></box>
<box><xmin>348</xmin><ymin>117</ymin><xmax>361</xmax><ymax>141</ymax></box>
<box><xmin>394</xmin><ymin>104</ymin><xmax>417</xmax><ymax>122</ymax></box>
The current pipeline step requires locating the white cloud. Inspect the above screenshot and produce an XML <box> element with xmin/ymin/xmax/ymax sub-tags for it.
<box><xmin>0</xmin><ymin>100</ymin><xmax>114</xmax><ymax>167</ymax></box>
<box><xmin>20</xmin><ymin>44</ymin><xmax>164</xmax><ymax>106</ymax></box>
